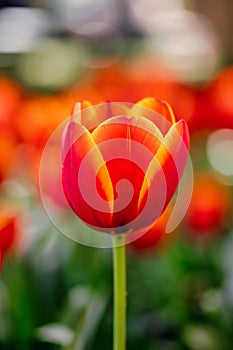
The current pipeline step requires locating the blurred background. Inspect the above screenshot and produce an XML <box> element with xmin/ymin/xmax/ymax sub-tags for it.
<box><xmin>0</xmin><ymin>0</ymin><xmax>233</xmax><ymax>349</ymax></box>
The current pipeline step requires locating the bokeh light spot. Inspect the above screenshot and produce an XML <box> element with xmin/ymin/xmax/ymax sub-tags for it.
<box><xmin>207</xmin><ymin>129</ymin><xmax>233</xmax><ymax>177</ymax></box>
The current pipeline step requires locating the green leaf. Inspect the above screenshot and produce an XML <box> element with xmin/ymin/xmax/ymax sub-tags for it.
<box><xmin>64</xmin><ymin>286</ymin><xmax>109</xmax><ymax>350</ymax></box>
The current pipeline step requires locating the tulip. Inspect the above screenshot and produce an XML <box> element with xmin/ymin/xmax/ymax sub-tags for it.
<box><xmin>62</xmin><ymin>98</ymin><xmax>189</xmax><ymax>235</ymax></box>
<box><xmin>61</xmin><ymin>98</ymin><xmax>189</xmax><ymax>350</ymax></box>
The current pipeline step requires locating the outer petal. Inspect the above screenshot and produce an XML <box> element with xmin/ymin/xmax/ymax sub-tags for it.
<box><xmin>92</xmin><ymin>115</ymin><xmax>163</xmax><ymax>229</ymax></box>
<box><xmin>71</xmin><ymin>101</ymin><xmax>97</xmax><ymax>132</ymax></box>
<box><xmin>62</xmin><ymin>121</ymin><xmax>114</xmax><ymax>229</ymax></box>
<box><xmin>92</xmin><ymin>115</ymin><xmax>163</xmax><ymax>152</ymax></box>
<box><xmin>72</xmin><ymin>101</ymin><xmax>129</xmax><ymax>132</ymax></box>
<box><xmin>71</xmin><ymin>100</ymin><xmax>93</xmax><ymax>115</ymax></box>
<box><xmin>139</xmin><ymin>120</ymin><xmax>189</xmax><ymax>224</ymax></box>
<box><xmin>129</xmin><ymin>97</ymin><xmax>176</xmax><ymax>135</ymax></box>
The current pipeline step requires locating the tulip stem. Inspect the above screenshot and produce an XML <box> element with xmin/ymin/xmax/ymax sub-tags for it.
<box><xmin>113</xmin><ymin>234</ymin><xmax>126</xmax><ymax>350</ymax></box>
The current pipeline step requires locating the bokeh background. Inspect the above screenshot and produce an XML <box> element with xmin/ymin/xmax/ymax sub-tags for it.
<box><xmin>0</xmin><ymin>0</ymin><xmax>233</xmax><ymax>349</ymax></box>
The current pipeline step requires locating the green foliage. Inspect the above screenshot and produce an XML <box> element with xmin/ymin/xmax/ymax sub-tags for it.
<box><xmin>1</xmin><ymin>228</ymin><xmax>233</xmax><ymax>349</ymax></box>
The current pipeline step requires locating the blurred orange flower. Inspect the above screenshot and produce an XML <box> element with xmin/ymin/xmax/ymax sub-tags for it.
<box><xmin>15</xmin><ymin>94</ymin><xmax>72</xmax><ymax>148</ymax></box>
<box><xmin>0</xmin><ymin>77</ymin><xmax>22</xmax><ymax>129</ymax></box>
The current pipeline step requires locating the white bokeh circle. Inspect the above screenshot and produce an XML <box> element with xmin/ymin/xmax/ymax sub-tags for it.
<box><xmin>207</xmin><ymin>129</ymin><xmax>233</xmax><ymax>178</ymax></box>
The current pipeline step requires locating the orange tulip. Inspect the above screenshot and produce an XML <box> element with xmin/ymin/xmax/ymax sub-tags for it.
<box><xmin>62</xmin><ymin>98</ymin><xmax>189</xmax><ymax>234</ymax></box>
<box><xmin>15</xmin><ymin>94</ymin><xmax>72</xmax><ymax>148</ymax></box>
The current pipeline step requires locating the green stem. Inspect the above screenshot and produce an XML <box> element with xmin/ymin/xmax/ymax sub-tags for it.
<box><xmin>113</xmin><ymin>235</ymin><xmax>126</xmax><ymax>350</ymax></box>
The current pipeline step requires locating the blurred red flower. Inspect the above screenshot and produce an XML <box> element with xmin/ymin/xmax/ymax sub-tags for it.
<box><xmin>196</xmin><ymin>67</ymin><xmax>233</xmax><ymax>130</ymax></box>
<box><xmin>186</xmin><ymin>173</ymin><xmax>231</xmax><ymax>235</ymax></box>
<box><xmin>0</xmin><ymin>215</ymin><xmax>17</xmax><ymax>257</ymax></box>
<box><xmin>0</xmin><ymin>77</ymin><xmax>22</xmax><ymax>182</ymax></box>
<box><xmin>124</xmin><ymin>56</ymin><xmax>199</xmax><ymax>133</ymax></box>
<box><xmin>129</xmin><ymin>205</ymin><xmax>176</xmax><ymax>252</ymax></box>
<box><xmin>0</xmin><ymin>130</ymin><xmax>18</xmax><ymax>183</ymax></box>
<box><xmin>62</xmin><ymin>98</ymin><xmax>189</xmax><ymax>234</ymax></box>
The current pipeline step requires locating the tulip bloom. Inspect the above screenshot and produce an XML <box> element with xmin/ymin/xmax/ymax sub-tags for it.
<box><xmin>62</xmin><ymin>98</ymin><xmax>189</xmax><ymax>235</ymax></box>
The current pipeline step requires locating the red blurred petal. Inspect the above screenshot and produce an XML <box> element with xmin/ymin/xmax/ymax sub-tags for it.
<box><xmin>130</xmin><ymin>219</ymin><xmax>164</xmax><ymax>251</ymax></box>
<box><xmin>187</xmin><ymin>173</ymin><xmax>230</xmax><ymax>233</ymax></box>
<box><xmin>0</xmin><ymin>216</ymin><xmax>16</xmax><ymax>254</ymax></box>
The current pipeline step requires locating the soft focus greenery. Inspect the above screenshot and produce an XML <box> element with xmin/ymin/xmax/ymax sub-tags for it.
<box><xmin>1</xmin><ymin>215</ymin><xmax>233</xmax><ymax>349</ymax></box>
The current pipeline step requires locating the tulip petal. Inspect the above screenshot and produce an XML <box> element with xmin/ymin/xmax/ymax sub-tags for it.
<box><xmin>92</xmin><ymin>115</ymin><xmax>163</xmax><ymax>229</ymax></box>
<box><xmin>134</xmin><ymin>97</ymin><xmax>176</xmax><ymax>123</ymax></box>
<box><xmin>71</xmin><ymin>100</ymin><xmax>93</xmax><ymax>116</ymax></box>
<box><xmin>92</xmin><ymin>115</ymin><xmax>163</xmax><ymax>153</ymax></box>
<box><xmin>139</xmin><ymin>120</ymin><xmax>189</xmax><ymax>224</ymax></box>
<box><xmin>62</xmin><ymin>121</ymin><xmax>114</xmax><ymax>229</ymax></box>
<box><xmin>129</xmin><ymin>97</ymin><xmax>176</xmax><ymax>135</ymax></box>
<box><xmin>72</xmin><ymin>101</ymin><xmax>130</xmax><ymax>133</ymax></box>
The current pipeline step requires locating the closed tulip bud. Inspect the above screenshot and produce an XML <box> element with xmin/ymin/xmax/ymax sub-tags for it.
<box><xmin>62</xmin><ymin>98</ymin><xmax>189</xmax><ymax>237</ymax></box>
